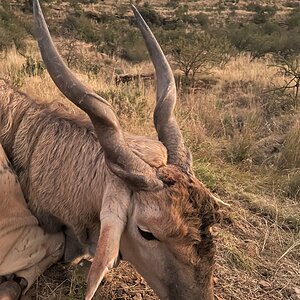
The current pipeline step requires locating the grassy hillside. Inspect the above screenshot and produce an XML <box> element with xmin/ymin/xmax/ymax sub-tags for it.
<box><xmin>0</xmin><ymin>1</ymin><xmax>299</xmax><ymax>299</ymax></box>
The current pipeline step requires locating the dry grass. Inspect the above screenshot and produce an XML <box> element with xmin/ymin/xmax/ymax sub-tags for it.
<box><xmin>28</xmin><ymin>262</ymin><xmax>158</xmax><ymax>300</ymax></box>
<box><xmin>279</xmin><ymin>121</ymin><xmax>300</xmax><ymax>169</ymax></box>
<box><xmin>1</xmin><ymin>45</ymin><xmax>300</xmax><ymax>299</ymax></box>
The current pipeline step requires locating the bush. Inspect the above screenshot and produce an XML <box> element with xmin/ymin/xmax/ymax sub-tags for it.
<box><xmin>21</xmin><ymin>56</ymin><xmax>45</xmax><ymax>77</ymax></box>
<box><xmin>166</xmin><ymin>0</ymin><xmax>180</xmax><ymax>9</ymax></box>
<box><xmin>85</xmin><ymin>11</ymin><xmax>115</xmax><ymax>24</ymax></box>
<box><xmin>246</xmin><ymin>3</ymin><xmax>277</xmax><ymax>15</ymax></box>
<box><xmin>287</xmin><ymin>8</ymin><xmax>300</xmax><ymax>29</ymax></box>
<box><xmin>12</xmin><ymin>55</ymin><xmax>45</xmax><ymax>87</ymax></box>
<box><xmin>284</xmin><ymin>1</ymin><xmax>300</xmax><ymax>9</ymax></box>
<box><xmin>96</xmin><ymin>86</ymin><xmax>149</xmax><ymax>121</ymax></box>
<box><xmin>138</xmin><ymin>4</ymin><xmax>163</xmax><ymax>26</ymax></box>
<box><xmin>0</xmin><ymin>8</ymin><xmax>27</xmax><ymax>53</ymax></box>
<box><xmin>174</xmin><ymin>4</ymin><xmax>194</xmax><ymax>24</ymax></box>
<box><xmin>63</xmin><ymin>8</ymin><xmax>152</xmax><ymax>63</ymax></box>
<box><xmin>245</xmin><ymin>3</ymin><xmax>263</xmax><ymax>12</ymax></box>
<box><xmin>21</xmin><ymin>0</ymin><xmax>52</xmax><ymax>13</ymax></box>
<box><xmin>64</xmin><ymin>12</ymin><xmax>101</xmax><ymax>44</ymax></box>
<box><xmin>95</xmin><ymin>20</ymin><xmax>135</xmax><ymax>57</ymax></box>
<box><xmin>224</xmin><ymin>21</ymin><xmax>300</xmax><ymax>58</ymax></box>
<box><xmin>120</xmin><ymin>30</ymin><xmax>148</xmax><ymax>63</ymax></box>
<box><xmin>252</xmin><ymin>6</ymin><xmax>277</xmax><ymax>24</ymax></box>
<box><xmin>193</xmin><ymin>13</ymin><xmax>210</xmax><ymax>27</ymax></box>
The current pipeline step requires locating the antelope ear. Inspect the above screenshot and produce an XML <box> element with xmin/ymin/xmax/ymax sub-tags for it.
<box><xmin>85</xmin><ymin>217</ymin><xmax>124</xmax><ymax>300</ymax></box>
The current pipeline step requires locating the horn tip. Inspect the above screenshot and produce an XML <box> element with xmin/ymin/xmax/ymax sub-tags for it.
<box><xmin>32</xmin><ymin>0</ymin><xmax>39</xmax><ymax>12</ymax></box>
<box><xmin>130</xmin><ymin>4</ymin><xmax>138</xmax><ymax>16</ymax></box>
<box><xmin>33</xmin><ymin>0</ymin><xmax>43</xmax><ymax>20</ymax></box>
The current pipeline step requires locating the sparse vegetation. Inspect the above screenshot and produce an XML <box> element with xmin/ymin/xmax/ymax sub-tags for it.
<box><xmin>0</xmin><ymin>1</ymin><xmax>300</xmax><ymax>299</ymax></box>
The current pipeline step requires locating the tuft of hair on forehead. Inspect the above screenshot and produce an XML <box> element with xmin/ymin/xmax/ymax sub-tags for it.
<box><xmin>154</xmin><ymin>164</ymin><xmax>222</xmax><ymax>264</ymax></box>
<box><xmin>157</xmin><ymin>165</ymin><xmax>222</xmax><ymax>227</ymax></box>
<box><xmin>135</xmin><ymin>164</ymin><xmax>222</xmax><ymax>264</ymax></box>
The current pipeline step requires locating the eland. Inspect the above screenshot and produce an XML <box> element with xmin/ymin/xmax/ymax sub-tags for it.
<box><xmin>0</xmin><ymin>1</ymin><xmax>228</xmax><ymax>299</ymax></box>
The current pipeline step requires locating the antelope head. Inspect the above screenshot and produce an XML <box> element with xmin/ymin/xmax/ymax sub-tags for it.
<box><xmin>33</xmin><ymin>1</ymin><xmax>228</xmax><ymax>299</ymax></box>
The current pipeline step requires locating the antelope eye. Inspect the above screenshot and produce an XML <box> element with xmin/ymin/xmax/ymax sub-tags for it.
<box><xmin>137</xmin><ymin>226</ymin><xmax>158</xmax><ymax>241</ymax></box>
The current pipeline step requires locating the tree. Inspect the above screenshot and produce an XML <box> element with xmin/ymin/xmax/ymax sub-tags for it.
<box><xmin>58</xmin><ymin>36</ymin><xmax>83</xmax><ymax>68</ymax></box>
<box><xmin>270</xmin><ymin>55</ymin><xmax>300</xmax><ymax>108</ymax></box>
<box><xmin>167</xmin><ymin>31</ymin><xmax>232</xmax><ymax>79</ymax></box>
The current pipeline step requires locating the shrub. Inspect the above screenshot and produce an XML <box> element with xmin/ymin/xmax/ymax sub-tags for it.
<box><xmin>95</xmin><ymin>20</ymin><xmax>134</xmax><ymax>57</ymax></box>
<box><xmin>21</xmin><ymin>0</ymin><xmax>52</xmax><ymax>13</ymax></box>
<box><xmin>64</xmin><ymin>13</ymin><xmax>100</xmax><ymax>44</ymax></box>
<box><xmin>252</xmin><ymin>6</ymin><xmax>277</xmax><ymax>24</ymax></box>
<box><xmin>245</xmin><ymin>3</ymin><xmax>263</xmax><ymax>12</ymax></box>
<box><xmin>174</xmin><ymin>4</ymin><xmax>194</xmax><ymax>24</ymax></box>
<box><xmin>138</xmin><ymin>4</ymin><xmax>163</xmax><ymax>26</ymax></box>
<box><xmin>96</xmin><ymin>86</ymin><xmax>149</xmax><ymax>122</ymax></box>
<box><xmin>11</xmin><ymin>55</ymin><xmax>45</xmax><ymax>88</ymax></box>
<box><xmin>120</xmin><ymin>30</ymin><xmax>148</xmax><ymax>63</ymax></box>
<box><xmin>85</xmin><ymin>11</ymin><xmax>115</xmax><ymax>24</ymax></box>
<box><xmin>224</xmin><ymin>21</ymin><xmax>300</xmax><ymax>58</ymax></box>
<box><xmin>67</xmin><ymin>11</ymin><xmax>149</xmax><ymax>62</ymax></box>
<box><xmin>0</xmin><ymin>28</ymin><xmax>14</xmax><ymax>53</ymax></box>
<box><xmin>57</xmin><ymin>38</ymin><xmax>89</xmax><ymax>70</ymax></box>
<box><xmin>0</xmin><ymin>8</ymin><xmax>27</xmax><ymax>53</ymax></box>
<box><xmin>287</xmin><ymin>8</ymin><xmax>300</xmax><ymax>29</ymax></box>
<box><xmin>21</xmin><ymin>56</ymin><xmax>45</xmax><ymax>77</ymax></box>
<box><xmin>284</xmin><ymin>1</ymin><xmax>300</xmax><ymax>9</ymax></box>
<box><xmin>193</xmin><ymin>13</ymin><xmax>210</xmax><ymax>27</ymax></box>
<box><xmin>166</xmin><ymin>0</ymin><xmax>180</xmax><ymax>9</ymax></box>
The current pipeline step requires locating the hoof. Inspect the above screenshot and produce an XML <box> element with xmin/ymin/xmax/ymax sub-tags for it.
<box><xmin>0</xmin><ymin>280</ymin><xmax>22</xmax><ymax>300</ymax></box>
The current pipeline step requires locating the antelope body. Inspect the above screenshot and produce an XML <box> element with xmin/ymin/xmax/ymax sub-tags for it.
<box><xmin>0</xmin><ymin>1</ymin><xmax>226</xmax><ymax>299</ymax></box>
